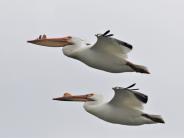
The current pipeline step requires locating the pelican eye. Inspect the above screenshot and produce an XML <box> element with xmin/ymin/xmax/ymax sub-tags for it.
<box><xmin>67</xmin><ymin>36</ymin><xmax>72</xmax><ymax>39</ymax></box>
<box><xmin>88</xmin><ymin>93</ymin><xmax>94</xmax><ymax>97</ymax></box>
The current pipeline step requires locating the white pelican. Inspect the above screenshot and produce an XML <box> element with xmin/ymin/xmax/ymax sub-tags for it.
<box><xmin>27</xmin><ymin>30</ymin><xmax>150</xmax><ymax>74</ymax></box>
<box><xmin>53</xmin><ymin>84</ymin><xmax>164</xmax><ymax>126</ymax></box>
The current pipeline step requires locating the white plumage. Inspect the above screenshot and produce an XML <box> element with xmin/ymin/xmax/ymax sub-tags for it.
<box><xmin>53</xmin><ymin>84</ymin><xmax>164</xmax><ymax>126</ymax></box>
<box><xmin>28</xmin><ymin>30</ymin><xmax>150</xmax><ymax>74</ymax></box>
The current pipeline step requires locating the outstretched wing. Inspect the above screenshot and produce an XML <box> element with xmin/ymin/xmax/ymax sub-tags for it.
<box><xmin>91</xmin><ymin>30</ymin><xmax>133</xmax><ymax>57</ymax></box>
<box><xmin>109</xmin><ymin>84</ymin><xmax>148</xmax><ymax>110</ymax></box>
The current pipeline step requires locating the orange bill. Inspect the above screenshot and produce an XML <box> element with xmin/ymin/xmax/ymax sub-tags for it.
<box><xmin>53</xmin><ymin>93</ymin><xmax>94</xmax><ymax>102</ymax></box>
<box><xmin>27</xmin><ymin>35</ymin><xmax>73</xmax><ymax>47</ymax></box>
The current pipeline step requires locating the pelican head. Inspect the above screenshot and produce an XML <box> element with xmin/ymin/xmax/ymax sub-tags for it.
<box><xmin>27</xmin><ymin>34</ymin><xmax>90</xmax><ymax>47</ymax></box>
<box><xmin>53</xmin><ymin>92</ymin><xmax>104</xmax><ymax>116</ymax></box>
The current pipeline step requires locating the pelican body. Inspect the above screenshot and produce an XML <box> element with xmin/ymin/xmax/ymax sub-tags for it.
<box><xmin>27</xmin><ymin>30</ymin><xmax>150</xmax><ymax>74</ymax></box>
<box><xmin>63</xmin><ymin>45</ymin><xmax>131</xmax><ymax>73</ymax></box>
<box><xmin>53</xmin><ymin>84</ymin><xmax>164</xmax><ymax>126</ymax></box>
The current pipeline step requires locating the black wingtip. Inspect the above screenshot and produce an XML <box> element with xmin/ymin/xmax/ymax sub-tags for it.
<box><xmin>102</xmin><ymin>30</ymin><xmax>110</xmax><ymax>36</ymax></box>
<box><xmin>106</xmin><ymin>34</ymin><xmax>114</xmax><ymax>37</ymax></box>
<box><xmin>126</xmin><ymin>83</ymin><xmax>136</xmax><ymax>89</ymax></box>
<box><xmin>130</xmin><ymin>88</ymin><xmax>139</xmax><ymax>91</ymax></box>
<box><xmin>142</xmin><ymin>114</ymin><xmax>165</xmax><ymax>124</ymax></box>
<box><xmin>134</xmin><ymin>93</ymin><xmax>148</xmax><ymax>103</ymax></box>
<box><xmin>95</xmin><ymin>30</ymin><xmax>114</xmax><ymax>38</ymax></box>
<box><xmin>116</xmin><ymin>39</ymin><xmax>133</xmax><ymax>50</ymax></box>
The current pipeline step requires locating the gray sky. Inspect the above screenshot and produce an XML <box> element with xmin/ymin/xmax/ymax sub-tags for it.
<box><xmin>0</xmin><ymin>0</ymin><xmax>184</xmax><ymax>137</ymax></box>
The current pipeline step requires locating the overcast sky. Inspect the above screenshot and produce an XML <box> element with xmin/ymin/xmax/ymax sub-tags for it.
<box><xmin>0</xmin><ymin>0</ymin><xmax>184</xmax><ymax>138</ymax></box>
